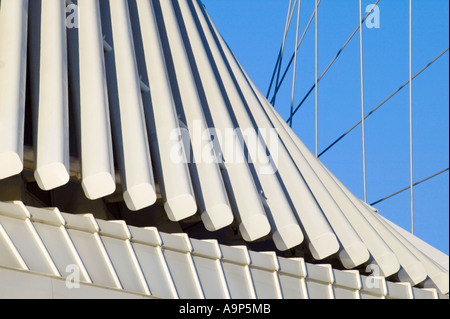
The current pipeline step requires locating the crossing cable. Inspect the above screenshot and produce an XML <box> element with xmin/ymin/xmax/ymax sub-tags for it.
<box><xmin>315</xmin><ymin>0</ymin><xmax>319</xmax><ymax>157</ymax></box>
<box><xmin>266</xmin><ymin>0</ymin><xmax>297</xmax><ymax>100</ymax></box>
<box><xmin>317</xmin><ymin>47</ymin><xmax>449</xmax><ymax>158</ymax></box>
<box><xmin>370</xmin><ymin>168</ymin><xmax>449</xmax><ymax>206</ymax></box>
<box><xmin>409</xmin><ymin>0</ymin><xmax>414</xmax><ymax>234</ymax></box>
<box><xmin>285</xmin><ymin>0</ymin><xmax>381</xmax><ymax>124</ymax></box>
<box><xmin>359</xmin><ymin>0</ymin><xmax>367</xmax><ymax>202</ymax></box>
<box><xmin>269</xmin><ymin>0</ymin><xmax>323</xmax><ymax>105</ymax></box>
<box><xmin>289</xmin><ymin>0</ymin><xmax>302</xmax><ymax>127</ymax></box>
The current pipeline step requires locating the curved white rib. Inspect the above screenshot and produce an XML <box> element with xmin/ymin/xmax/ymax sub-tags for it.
<box><xmin>177</xmin><ymin>0</ymin><xmax>271</xmax><ymax>240</ymax></box>
<box><xmin>33</xmin><ymin>0</ymin><xmax>70</xmax><ymax>191</ymax></box>
<box><xmin>77</xmin><ymin>0</ymin><xmax>116</xmax><ymax>200</ymax></box>
<box><xmin>191</xmin><ymin>0</ymin><xmax>302</xmax><ymax>248</ymax></box>
<box><xmin>134</xmin><ymin>0</ymin><xmax>197</xmax><ymax>221</ymax></box>
<box><xmin>201</xmin><ymin>4</ymin><xmax>339</xmax><ymax>257</ymax></box>
<box><xmin>0</xmin><ymin>0</ymin><xmax>28</xmax><ymax>180</ymax></box>
<box><xmin>108</xmin><ymin>0</ymin><xmax>156</xmax><ymax>211</ymax></box>
<box><xmin>158</xmin><ymin>0</ymin><xmax>233</xmax><ymax>231</ymax></box>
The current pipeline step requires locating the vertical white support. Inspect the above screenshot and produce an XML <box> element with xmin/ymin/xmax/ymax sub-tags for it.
<box><xmin>77</xmin><ymin>0</ymin><xmax>116</xmax><ymax>200</ymax></box>
<box><xmin>108</xmin><ymin>0</ymin><xmax>156</xmax><ymax>211</ymax></box>
<box><xmin>0</xmin><ymin>0</ymin><xmax>28</xmax><ymax>180</ymax></box>
<box><xmin>134</xmin><ymin>0</ymin><xmax>197</xmax><ymax>221</ymax></box>
<box><xmin>157</xmin><ymin>0</ymin><xmax>233</xmax><ymax>230</ymax></box>
<box><xmin>32</xmin><ymin>0</ymin><xmax>70</xmax><ymax>191</ymax></box>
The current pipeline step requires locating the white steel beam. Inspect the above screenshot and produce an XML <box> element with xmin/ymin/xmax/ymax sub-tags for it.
<box><xmin>0</xmin><ymin>0</ymin><xmax>28</xmax><ymax>180</ymax></box>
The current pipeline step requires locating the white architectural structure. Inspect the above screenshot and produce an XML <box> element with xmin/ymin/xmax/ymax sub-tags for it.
<box><xmin>0</xmin><ymin>0</ymin><xmax>448</xmax><ymax>299</ymax></box>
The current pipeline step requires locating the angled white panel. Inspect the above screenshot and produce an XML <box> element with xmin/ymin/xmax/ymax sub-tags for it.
<box><xmin>412</xmin><ymin>288</ymin><xmax>438</xmax><ymax>300</ymax></box>
<box><xmin>157</xmin><ymin>0</ymin><xmax>233</xmax><ymax>231</ymax></box>
<box><xmin>0</xmin><ymin>223</ymin><xmax>28</xmax><ymax>270</ymax></box>
<box><xmin>191</xmin><ymin>239</ymin><xmax>230</xmax><ymax>299</ymax></box>
<box><xmin>100</xmin><ymin>235</ymin><xmax>150</xmax><ymax>295</ymax></box>
<box><xmin>360</xmin><ymin>275</ymin><xmax>387</xmax><ymax>299</ymax></box>
<box><xmin>133</xmin><ymin>0</ymin><xmax>197</xmax><ymax>222</ymax></box>
<box><xmin>107</xmin><ymin>0</ymin><xmax>156</xmax><ymax>211</ymax></box>
<box><xmin>0</xmin><ymin>215</ymin><xmax>58</xmax><ymax>276</ymax></box>
<box><xmin>130</xmin><ymin>220</ymin><xmax>176</xmax><ymax>299</ymax></box>
<box><xmin>31</xmin><ymin>0</ymin><xmax>70</xmax><ymax>191</ymax></box>
<box><xmin>277</xmin><ymin>257</ymin><xmax>308</xmax><ymax>299</ymax></box>
<box><xmin>190</xmin><ymin>0</ymin><xmax>301</xmax><ymax>247</ymax></box>
<box><xmin>248</xmin><ymin>251</ymin><xmax>282</xmax><ymax>299</ymax></box>
<box><xmin>304</xmin><ymin>264</ymin><xmax>334</xmax><ymax>299</ymax></box>
<box><xmin>160</xmin><ymin>233</ymin><xmax>203</xmax><ymax>299</ymax></box>
<box><xmin>386</xmin><ymin>282</ymin><xmax>413</xmax><ymax>299</ymax></box>
<box><xmin>0</xmin><ymin>0</ymin><xmax>28</xmax><ymax>180</ymax></box>
<box><xmin>32</xmin><ymin>221</ymin><xmax>89</xmax><ymax>281</ymax></box>
<box><xmin>76</xmin><ymin>0</ymin><xmax>116</xmax><ymax>200</ymax></box>
<box><xmin>177</xmin><ymin>0</ymin><xmax>271</xmax><ymax>241</ymax></box>
<box><xmin>332</xmin><ymin>270</ymin><xmax>361</xmax><ymax>299</ymax></box>
<box><xmin>66</xmin><ymin>228</ymin><xmax>121</xmax><ymax>289</ymax></box>
<box><xmin>220</xmin><ymin>245</ymin><xmax>256</xmax><ymax>299</ymax></box>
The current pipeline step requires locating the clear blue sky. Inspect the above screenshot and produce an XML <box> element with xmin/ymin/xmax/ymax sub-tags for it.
<box><xmin>202</xmin><ymin>0</ymin><xmax>449</xmax><ymax>255</ymax></box>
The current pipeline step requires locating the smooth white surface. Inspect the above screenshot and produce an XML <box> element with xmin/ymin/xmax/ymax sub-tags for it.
<box><xmin>0</xmin><ymin>0</ymin><xmax>27</xmax><ymax>180</ymax></box>
<box><xmin>0</xmin><ymin>201</ymin><xmax>446</xmax><ymax>299</ymax></box>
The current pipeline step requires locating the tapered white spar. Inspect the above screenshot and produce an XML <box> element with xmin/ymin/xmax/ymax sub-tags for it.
<box><xmin>107</xmin><ymin>0</ymin><xmax>156</xmax><ymax>211</ymax></box>
<box><xmin>134</xmin><ymin>0</ymin><xmax>197</xmax><ymax>221</ymax></box>
<box><xmin>200</xmin><ymin>3</ymin><xmax>338</xmax><ymax>258</ymax></box>
<box><xmin>177</xmin><ymin>0</ymin><xmax>274</xmax><ymax>241</ymax></box>
<box><xmin>30</xmin><ymin>0</ymin><xmax>70</xmax><ymax>191</ymax></box>
<box><xmin>75</xmin><ymin>0</ymin><xmax>116</xmax><ymax>200</ymax></box>
<box><xmin>0</xmin><ymin>0</ymin><xmax>28</xmax><ymax>180</ymax></box>
<box><xmin>157</xmin><ymin>0</ymin><xmax>233</xmax><ymax>231</ymax></box>
<box><xmin>189</xmin><ymin>0</ymin><xmax>297</xmax><ymax>247</ymax></box>
<box><xmin>244</xmin><ymin>64</ymin><xmax>370</xmax><ymax>268</ymax></box>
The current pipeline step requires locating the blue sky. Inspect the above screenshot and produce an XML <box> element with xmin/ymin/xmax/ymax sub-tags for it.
<box><xmin>202</xmin><ymin>0</ymin><xmax>449</xmax><ymax>254</ymax></box>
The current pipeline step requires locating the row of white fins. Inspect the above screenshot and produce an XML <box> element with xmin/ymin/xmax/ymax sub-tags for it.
<box><xmin>0</xmin><ymin>0</ymin><xmax>448</xmax><ymax>287</ymax></box>
<box><xmin>0</xmin><ymin>200</ymin><xmax>447</xmax><ymax>299</ymax></box>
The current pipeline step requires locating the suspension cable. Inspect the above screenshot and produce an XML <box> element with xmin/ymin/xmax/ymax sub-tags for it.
<box><xmin>360</xmin><ymin>0</ymin><xmax>367</xmax><ymax>202</ymax></box>
<box><xmin>289</xmin><ymin>0</ymin><xmax>302</xmax><ymax>127</ymax></box>
<box><xmin>266</xmin><ymin>0</ymin><xmax>297</xmax><ymax>100</ymax></box>
<box><xmin>370</xmin><ymin>168</ymin><xmax>449</xmax><ymax>206</ymax></box>
<box><xmin>285</xmin><ymin>1</ymin><xmax>381</xmax><ymax>124</ymax></box>
<box><xmin>315</xmin><ymin>0</ymin><xmax>319</xmax><ymax>156</ymax></box>
<box><xmin>317</xmin><ymin>47</ymin><xmax>449</xmax><ymax>158</ymax></box>
<box><xmin>270</xmin><ymin>0</ymin><xmax>322</xmax><ymax>105</ymax></box>
<box><xmin>409</xmin><ymin>0</ymin><xmax>414</xmax><ymax>234</ymax></box>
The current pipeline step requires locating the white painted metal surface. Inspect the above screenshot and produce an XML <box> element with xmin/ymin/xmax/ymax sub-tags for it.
<box><xmin>0</xmin><ymin>201</ymin><xmax>446</xmax><ymax>299</ymax></box>
<box><xmin>0</xmin><ymin>0</ymin><xmax>448</xmax><ymax>298</ymax></box>
<box><xmin>0</xmin><ymin>0</ymin><xmax>28</xmax><ymax>180</ymax></box>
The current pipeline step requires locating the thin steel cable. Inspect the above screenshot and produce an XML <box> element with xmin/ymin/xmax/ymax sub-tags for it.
<box><xmin>317</xmin><ymin>47</ymin><xmax>449</xmax><ymax>158</ymax></box>
<box><xmin>267</xmin><ymin>0</ymin><xmax>297</xmax><ymax>100</ymax></box>
<box><xmin>370</xmin><ymin>168</ymin><xmax>449</xmax><ymax>206</ymax></box>
<box><xmin>285</xmin><ymin>1</ymin><xmax>381</xmax><ymax>124</ymax></box>
<box><xmin>289</xmin><ymin>0</ymin><xmax>302</xmax><ymax>127</ymax></box>
<box><xmin>315</xmin><ymin>0</ymin><xmax>319</xmax><ymax>157</ymax></box>
<box><xmin>360</xmin><ymin>0</ymin><xmax>367</xmax><ymax>202</ymax></box>
<box><xmin>266</xmin><ymin>0</ymin><xmax>294</xmax><ymax>96</ymax></box>
<box><xmin>409</xmin><ymin>0</ymin><xmax>414</xmax><ymax>234</ymax></box>
<box><xmin>270</xmin><ymin>0</ymin><xmax>322</xmax><ymax>105</ymax></box>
